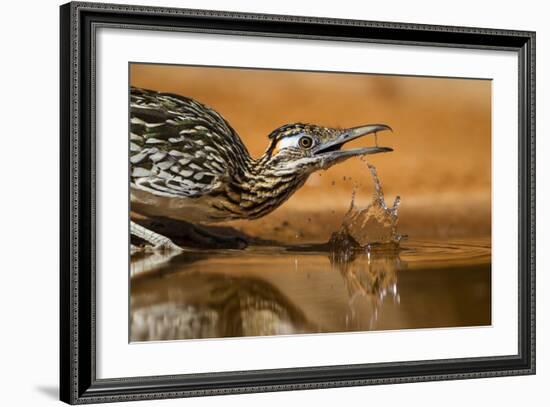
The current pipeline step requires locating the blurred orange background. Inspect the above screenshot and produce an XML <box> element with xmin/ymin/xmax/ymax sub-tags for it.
<box><xmin>130</xmin><ymin>63</ymin><xmax>491</xmax><ymax>241</ymax></box>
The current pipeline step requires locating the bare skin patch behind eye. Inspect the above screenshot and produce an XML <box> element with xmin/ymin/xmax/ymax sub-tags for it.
<box><xmin>272</xmin><ymin>134</ymin><xmax>302</xmax><ymax>155</ymax></box>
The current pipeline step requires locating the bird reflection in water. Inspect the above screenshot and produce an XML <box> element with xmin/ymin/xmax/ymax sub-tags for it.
<box><xmin>131</xmin><ymin>257</ymin><xmax>318</xmax><ymax>341</ymax></box>
<box><xmin>130</xmin><ymin>241</ymin><xmax>404</xmax><ymax>341</ymax></box>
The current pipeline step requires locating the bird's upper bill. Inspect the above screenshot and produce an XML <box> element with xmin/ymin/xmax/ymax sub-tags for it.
<box><xmin>311</xmin><ymin>124</ymin><xmax>393</xmax><ymax>169</ymax></box>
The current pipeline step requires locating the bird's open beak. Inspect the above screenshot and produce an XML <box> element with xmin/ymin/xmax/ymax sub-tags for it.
<box><xmin>312</xmin><ymin>124</ymin><xmax>393</xmax><ymax>168</ymax></box>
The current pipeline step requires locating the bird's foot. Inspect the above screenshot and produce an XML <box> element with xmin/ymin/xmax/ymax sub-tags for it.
<box><xmin>131</xmin><ymin>238</ymin><xmax>183</xmax><ymax>254</ymax></box>
<box><xmin>130</xmin><ymin>220</ymin><xmax>183</xmax><ymax>253</ymax></box>
<box><xmin>151</xmin><ymin>237</ymin><xmax>183</xmax><ymax>253</ymax></box>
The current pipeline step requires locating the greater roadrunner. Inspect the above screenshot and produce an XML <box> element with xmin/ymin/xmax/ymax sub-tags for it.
<box><xmin>130</xmin><ymin>87</ymin><xmax>392</xmax><ymax>251</ymax></box>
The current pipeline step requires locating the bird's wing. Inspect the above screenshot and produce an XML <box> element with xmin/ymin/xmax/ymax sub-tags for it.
<box><xmin>129</xmin><ymin>87</ymin><xmax>250</xmax><ymax>198</ymax></box>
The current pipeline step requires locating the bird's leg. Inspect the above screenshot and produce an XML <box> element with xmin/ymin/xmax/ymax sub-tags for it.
<box><xmin>130</xmin><ymin>221</ymin><xmax>182</xmax><ymax>252</ymax></box>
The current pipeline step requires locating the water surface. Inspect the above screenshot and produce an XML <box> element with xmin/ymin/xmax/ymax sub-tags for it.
<box><xmin>130</xmin><ymin>238</ymin><xmax>491</xmax><ymax>341</ymax></box>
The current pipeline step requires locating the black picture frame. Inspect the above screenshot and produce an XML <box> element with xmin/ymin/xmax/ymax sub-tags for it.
<box><xmin>60</xmin><ymin>1</ymin><xmax>536</xmax><ymax>404</ymax></box>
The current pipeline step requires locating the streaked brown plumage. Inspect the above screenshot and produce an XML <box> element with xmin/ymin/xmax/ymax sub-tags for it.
<box><xmin>130</xmin><ymin>87</ymin><xmax>393</xmax><ymax>227</ymax></box>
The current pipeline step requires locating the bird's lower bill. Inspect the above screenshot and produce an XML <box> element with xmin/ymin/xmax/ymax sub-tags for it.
<box><xmin>312</xmin><ymin>124</ymin><xmax>393</xmax><ymax>168</ymax></box>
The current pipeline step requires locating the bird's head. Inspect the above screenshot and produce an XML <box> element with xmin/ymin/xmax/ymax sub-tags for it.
<box><xmin>259</xmin><ymin>123</ymin><xmax>393</xmax><ymax>178</ymax></box>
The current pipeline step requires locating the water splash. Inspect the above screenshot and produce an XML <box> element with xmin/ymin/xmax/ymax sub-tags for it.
<box><xmin>327</xmin><ymin>162</ymin><xmax>403</xmax><ymax>329</ymax></box>
<box><xmin>330</xmin><ymin>163</ymin><xmax>402</xmax><ymax>252</ymax></box>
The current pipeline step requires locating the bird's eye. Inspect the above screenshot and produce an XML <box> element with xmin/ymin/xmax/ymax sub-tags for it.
<box><xmin>299</xmin><ymin>136</ymin><xmax>314</xmax><ymax>149</ymax></box>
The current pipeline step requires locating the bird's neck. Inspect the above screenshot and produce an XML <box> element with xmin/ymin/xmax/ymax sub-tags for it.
<box><xmin>223</xmin><ymin>154</ymin><xmax>308</xmax><ymax>220</ymax></box>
